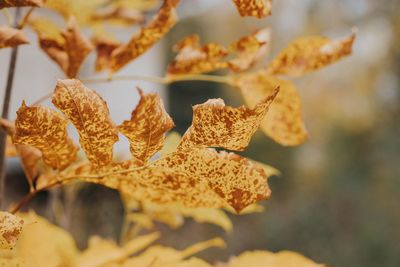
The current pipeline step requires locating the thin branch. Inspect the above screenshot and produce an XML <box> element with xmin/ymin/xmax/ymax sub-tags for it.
<box><xmin>18</xmin><ymin>7</ymin><xmax>35</xmax><ymax>29</ymax></box>
<box><xmin>0</xmin><ymin>8</ymin><xmax>21</xmax><ymax>210</ymax></box>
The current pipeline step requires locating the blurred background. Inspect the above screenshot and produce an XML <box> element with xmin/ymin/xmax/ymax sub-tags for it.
<box><xmin>1</xmin><ymin>0</ymin><xmax>400</xmax><ymax>266</ymax></box>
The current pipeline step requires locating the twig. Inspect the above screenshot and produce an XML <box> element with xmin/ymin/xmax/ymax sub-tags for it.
<box><xmin>0</xmin><ymin>8</ymin><xmax>21</xmax><ymax>210</ymax></box>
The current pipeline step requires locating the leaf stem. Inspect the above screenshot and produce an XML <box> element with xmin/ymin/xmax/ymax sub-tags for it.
<box><xmin>0</xmin><ymin>8</ymin><xmax>21</xmax><ymax>210</ymax></box>
<box><xmin>18</xmin><ymin>7</ymin><xmax>35</xmax><ymax>29</ymax></box>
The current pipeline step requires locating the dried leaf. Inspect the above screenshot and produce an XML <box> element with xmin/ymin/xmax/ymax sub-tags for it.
<box><xmin>224</xmin><ymin>250</ymin><xmax>325</xmax><ymax>267</ymax></box>
<box><xmin>118</xmin><ymin>88</ymin><xmax>175</xmax><ymax>164</ymax></box>
<box><xmin>178</xmin><ymin>89</ymin><xmax>278</xmax><ymax>151</ymax></box>
<box><xmin>0</xmin><ymin>26</ymin><xmax>29</xmax><ymax>49</ymax></box>
<box><xmin>228</xmin><ymin>27</ymin><xmax>271</xmax><ymax>72</ymax></box>
<box><xmin>13</xmin><ymin>102</ymin><xmax>78</xmax><ymax>170</ymax></box>
<box><xmin>267</xmin><ymin>32</ymin><xmax>356</xmax><ymax>77</ymax></box>
<box><xmin>110</xmin><ymin>0</ymin><xmax>180</xmax><ymax>72</ymax></box>
<box><xmin>234</xmin><ymin>72</ymin><xmax>308</xmax><ymax>146</ymax></box>
<box><xmin>52</xmin><ymin>79</ymin><xmax>119</xmax><ymax>167</ymax></box>
<box><xmin>0</xmin><ymin>212</ymin><xmax>23</xmax><ymax>250</ymax></box>
<box><xmin>167</xmin><ymin>34</ymin><xmax>228</xmax><ymax>75</ymax></box>
<box><xmin>91</xmin><ymin>6</ymin><xmax>144</xmax><ymax>25</ymax></box>
<box><xmin>92</xmin><ymin>36</ymin><xmax>120</xmax><ymax>72</ymax></box>
<box><xmin>0</xmin><ymin>0</ymin><xmax>43</xmax><ymax>9</ymax></box>
<box><xmin>5</xmin><ymin>136</ymin><xmax>17</xmax><ymax>157</ymax></box>
<box><xmin>30</xmin><ymin>17</ymin><xmax>94</xmax><ymax>78</ymax></box>
<box><xmin>232</xmin><ymin>0</ymin><xmax>272</xmax><ymax>18</ymax></box>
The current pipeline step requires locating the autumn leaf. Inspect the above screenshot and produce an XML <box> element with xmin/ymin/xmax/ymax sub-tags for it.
<box><xmin>1</xmin><ymin>119</ymin><xmax>42</xmax><ymax>184</ymax></box>
<box><xmin>178</xmin><ymin>88</ymin><xmax>278</xmax><ymax>151</ymax></box>
<box><xmin>234</xmin><ymin>71</ymin><xmax>308</xmax><ymax>146</ymax></box>
<box><xmin>92</xmin><ymin>36</ymin><xmax>120</xmax><ymax>72</ymax></box>
<box><xmin>91</xmin><ymin>5</ymin><xmax>144</xmax><ymax>26</ymax></box>
<box><xmin>52</xmin><ymin>79</ymin><xmax>119</xmax><ymax>167</ymax></box>
<box><xmin>228</xmin><ymin>27</ymin><xmax>271</xmax><ymax>72</ymax></box>
<box><xmin>223</xmin><ymin>250</ymin><xmax>326</xmax><ymax>267</ymax></box>
<box><xmin>5</xmin><ymin>136</ymin><xmax>17</xmax><ymax>157</ymax></box>
<box><xmin>0</xmin><ymin>0</ymin><xmax>43</xmax><ymax>9</ymax></box>
<box><xmin>0</xmin><ymin>212</ymin><xmax>23</xmax><ymax>249</ymax></box>
<box><xmin>0</xmin><ymin>26</ymin><xmax>29</xmax><ymax>49</ymax></box>
<box><xmin>30</xmin><ymin>17</ymin><xmax>94</xmax><ymax>78</ymax></box>
<box><xmin>13</xmin><ymin>102</ymin><xmax>78</xmax><ymax>170</ymax></box>
<box><xmin>267</xmin><ymin>32</ymin><xmax>356</xmax><ymax>77</ymax></box>
<box><xmin>110</xmin><ymin>0</ymin><xmax>181</xmax><ymax>72</ymax></box>
<box><xmin>167</xmin><ymin>34</ymin><xmax>228</xmax><ymax>75</ymax></box>
<box><xmin>231</xmin><ymin>0</ymin><xmax>272</xmax><ymax>18</ymax></box>
<box><xmin>118</xmin><ymin>88</ymin><xmax>175</xmax><ymax>164</ymax></box>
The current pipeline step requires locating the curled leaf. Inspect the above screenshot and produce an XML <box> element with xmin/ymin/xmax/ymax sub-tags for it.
<box><xmin>30</xmin><ymin>17</ymin><xmax>93</xmax><ymax>78</ymax></box>
<box><xmin>13</xmin><ymin>102</ymin><xmax>78</xmax><ymax>170</ymax></box>
<box><xmin>5</xmin><ymin>136</ymin><xmax>17</xmax><ymax>157</ymax></box>
<box><xmin>0</xmin><ymin>212</ymin><xmax>23</xmax><ymax>249</ymax></box>
<box><xmin>52</xmin><ymin>79</ymin><xmax>118</xmax><ymax>168</ymax></box>
<box><xmin>234</xmin><ymin>72</ymin><xmax>308</xmax><ymax>146</ymax></box>
<box><xmin>232</xmin><ymin>0</ymin><xmax>272</xmax><ymax>18</ymax></box>
<box><xmin>267</xmin><ymin>32</ymin><xmax>356</xmax><ymax>77</ymax></box>
<box><xmin>118</xmin><ymin>88</ymin><xmax>175</xmax><ymax>164</ymax></box>
<box><xmin>0</xmin><ymin>0</ymin><xmax>43</xmax><ymax>9</ymax></box>
<box><xmin>228</xmin><ymin>27</ymin><xmax>271</xmax><ymax>72</ymax></box>
<box><xmin>178</xmin><ymin>89</ymin><xmax>278</xmax><ymax>151</ymax></box>
<box><xmin>110</xmin><ymin>0</ymin><xmax>180</xmax><ymax>72</ymax></box>
<box><xmin>0</xmin><ymin>26</ymin><xmax>29</xmax><ymax>49</ymax></box>
<box><xmin>167</xmin><ymin>34</ymin><xmax>228</xmax><ymax>75</ymax></box>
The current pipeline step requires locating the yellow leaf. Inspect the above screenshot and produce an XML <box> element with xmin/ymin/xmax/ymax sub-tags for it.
<box><xmin>110</xmin><ymin>0</ymin><xmax>180</xmax><ymax>72</ymax></box>
<box><xmin>52</xmin><ymin>79</ymin><xmax>119</xmax><ymax>168</ymax></box>
<box><xmin>0</xmin><ymin>212</ymin><xmax>23</xmax><ymax>250</ymax></box>
<box><xmin>234</xmin><ymin>72</ymin><xmax>308</xmax><ymax>146</ymax></box>
<box><xmin>267</xmin><ymin>32</ymin><xmax>356</xmax><ymax>77</ymax></box>
<box><xmin>77</xmin><ymin>232</ymin><xmax>160</xmax><ymax>267</ymax></box>
<box><xmin>0</xmin><ymin>0</ymin><xmax>43</xmax><ymax>9</ymax></box>
<box><xmin>91</xmin><ymin>6</ymin><xmax>144</xmax><ymax>26</ymax></box>
<box><xmin>231</xmin><ymin>0</ymin><xmax>272</xmax><ymax>18</ymax></box>
<box><xmin>118</xmin><ymin>88</ymin><xmax>175</xmax><ymax>164</ymax></box>
<box><xmin>228</xmin><ymin>27</ymin><xmax>271</xmax><ymax>72</ymax></box>
<box><xmin>92</xmin><ymin>36</ymin><xmax>120</xmax><ymax>72</ymax></box>
<box><xmin>5</xmin><ymin>136</ymin><xmax>17</xmax><ymax>157</ymax></box>
<box><xmin>12</xmin><ymin>212</ymin><xmax>78</xmax><ymax>267</ymax></box>
<box><xmin>224</xmin><ymin>250</ymin><xmax>325</xmax><ymax>267</ymax></box>
<box><xmin>30</xmin><ymin>17</ymin><xmax>94</xmax><ymax>78</ymax></box>
<box><xmin>13</xmin><ymin>102</ymin><xmax>78</xmax><ymax>170</ymax></box>
<box><xmin>167</xmin><ymin>34</ymin><xmax>228</xmax><ymax>75</ymax></box>
<box><xmin>0</xmin><ymin>26</ymin><xmax>29</xmax><ymax>49</ymax></box>
<box><xmin>178</xmin><ymin>89</ymin><xmax>278</xmax><ymax>151</ymax></box>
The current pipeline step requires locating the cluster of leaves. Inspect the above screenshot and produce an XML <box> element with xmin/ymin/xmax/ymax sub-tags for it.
<box><xmin>0</xmin><ymin>0</ymin><xmax>355</xmax><ymax>266</ymax></box>
<box><xmin>0</xmin><ymin>212</ymin><xmax>325</xmax><ymax>267</ymax></box>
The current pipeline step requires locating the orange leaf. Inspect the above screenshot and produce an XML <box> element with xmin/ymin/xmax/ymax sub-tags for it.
<box><xmin>267</xmin><ymin>32</ymin><xmax>356</xmax><ymax>77</ymax></box>
<box><xmin>118</xmin><ymin>88</ymin><xmax>175</xmax><ymax>164</ymax></box>
<box><xmin>110</xmin><ymin>0</ymin><xmax>180</xmax><ymax>72</ymax></box>
<box><xmin>0</xmin><ymin>212</ymin><xmax>24</xmax><ymax>250</ymax></box>
<box><xmin>167</xmin><ymin>34</ymin><xmax>228</xmax><ymax>75</ymax></box>
<box><xmin>52</xmin><ymin>79</ymin><xmax>119</xmax><ymax>168</ymax></box>
<box><xmin>92</xmin><ymin>36</ymin><xmax>120</xmax><ymax>72</ymax></box>
<box><xmin>0</xmin><ymin>26</ymin><xmax>29</xmax><ymax>49</ymax></box>
<box><xmin>13</xmin><ymin>103</ymin><xmax>77</xmax><ymax>170</ymax></box>
<box><xmin>0</xmin><ymin>0</ymin><xmax>43</xmax><ymax>9</ymax></box>
<box><xmin>30</xmin><ymin>17</ymin><xmax>93</xmax><ymax>78</ymax></box>
<box><xmin>234</xmin><ymin>72</ymin><xmax>308</xmax><ymax>146</ymax></box>
<box><xmin>228</xmin><ymin>27</ymin><xmax>271</xmax><ymax>72</ymax></box>
<box><xmin>178</xmin><ymin>88</ymin><xmax>278</xmax><ymax>151</ymax></box>
<box><xmin>232</xmin><ymin>0</ymin><xmax>272</xmax><ymax>18</ymax></box>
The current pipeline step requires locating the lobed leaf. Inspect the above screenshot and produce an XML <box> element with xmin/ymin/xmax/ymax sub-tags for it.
<box><xmin>167</xmin><ymin>34</ymin><xmax>228</xmax><ymax>75</ymax></box>
<box><xmin>52</xmin><ymin>79</ymin><xmax>119</xmax><ymax>168</ymax></box>
<box><xmin>178</xmin><ymin>88</ymin><xmax>278</xmax><ymax>151</ymax></box>
<box><xmin>231</xmin><ymin>0</ymin><xmax>272</xmax><ymax>18</ymax></box>
<box><xmin>0</xmin><ymin>212</ymin><xmax>23</xmax><ymax>250</ymax></box>
<box><xmin>0</xmin><ymin>26</ymin><xmax>29</xmax><ymax>49</ymax></box>
<box><xmin>110</xmin><ymin>0</ymin><xmax>181</xmax><ymax>72</ymax></box>
<box><xmin>234</xmin><ymin>72</ymin><xmax>308</xmax><ymax>146</ymax></box>
<box><xmin>118</xmin><ymin>88</ymin><xmax>175</xmax><ymax>164</ymax></box>
<box><xmin>0</xmin><ymin>0</ymin><xmax>43</xmax><ymax>9</ymax></box>
<box><xmin>267</xmin><ymin>32</ymin><xmax>356</xmax><ymax>77</ymax></box>
<box><xmin>13</xmin><ymin>103</ymin><xmax>78</xmax><ymax>170</ymax></box>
